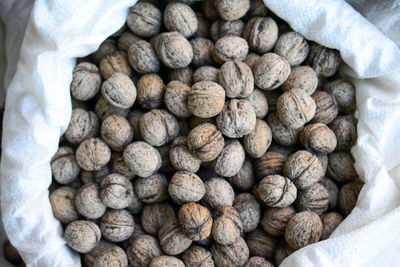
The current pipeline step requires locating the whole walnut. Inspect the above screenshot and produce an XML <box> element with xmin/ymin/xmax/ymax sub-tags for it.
<box><xmin>135</xmin><ymin>173</ymin><xmax>169</xmax><ymax>203</ymax></box>
<box><xmin>245</xmin><ymin>257</ymin><xmax>274</xmax><ymax>267</ymax></box>
<box><xmin>64</xmin><ymin>220</ymin><xmax>101</xmax><ymax>253</ymax></box>
<box><xmin>211</xmin><ymin>236</ymin><xmax>249</xmax><ymax>267</ymax></box>
<box><xmin>216</xmin><ymin>99</ymin><xmax>256</xmax><ymax>138</ymax></box>
<box><xmin>70</xmin><ymin>62</ymin><xmax>101</xmax><ymax>101</ymax></box>
<box><xmin>307</xmin><ymin>43</ymin><xmax>341</xmax><ymax>77</ymax></box>
<box><xmin>49</xmin><ymin>186</ymin><xmax>79</xmax><ymax>224</ymax></box>
<box><xmin>101</xmin><ymin>73</ymin><xmax>136</xmax><ymax>109</ymax></box>
<box><xmin>169</xmin><ymin>171</ymin><xmax>205</xmax><ymax>204</ymax></box>
<box><xmin>76</xmin><ymin>138</ymin><xmax>111</xmax><ymax>172</ymax></box>
<box><xmin>195</xmin><ymin>12</ymin><xmax>211</xmax><ymax>38</ymax></box>
<box><xmin>215</xmin><ymin>0</ymin><xmax>250</xmax><ymax>21</ymax></box>
<box><xmin>326</xmin><ymin>152</ymin><xmax>357</xmax><ymax>183</ymax></box>
<box><xmin>83</xmin><ymin>240</ymin><xmax>115</xmax><ymax>267</ymax></box>
<box><xmin>178</xmin><ymin>202</ymin><xmax>213</xmax><ymax>241</ymax></box>
<box><xmin>311</xmin><ymin>91</ymin><xmax>339</xmax><ymax>124</ymax></box>
<box><xmin>233</xmin><ymin>193</ymin><xmax>261</xmax><ymax>233</ymax></box>
<box><xmin>274</xmin><ymin>31</ymin><xmax>309</xmax><ymax>66</ymax></box>
<box><xmin>65</xmin><ymin>108</ymin><xmax>99</xmax><ymax>145</ymax></box>
<box><xmin>164</xmin><ymin>2</ymin><xmax>198</xmax><ymax>38</ymax></box>
<box><xmin>212</xmin><ymin>36</ymin><xmax>249</xmax><ymax>64</ymax></box>
<box><xmin>188</xmin><ymin>81</ymin><xmax>226</xmax><ymax>118</ymax></box>
<box><xmin>141</xmin><ymin>202</ymin><xmax>176</xmax><ymax>235</ymax></box>
<box><xmin>155</xmin><ymin>31</ymin><xmax>193</xmax><ymax>69</ymax></box>
<box><xmin>127</xmin><ymin>235</ymin><xmax>162</xmax><ymax>267</ymax></box>
<box><xmin>243</xmin><ymin>120</ymin><xmax>272</xmax><ymax>158</ymax></box>
<box><xmin>123</xmin><ymin>141</ymin><xmax>162</xmax><ymax>177</ymax></box>
<box><xmin>212</xmin><ymin>206</ymin><xmax>243</xmax><ymax>245</ymax></box>
<box><xmin>193</xmin><ymin>66</ymin><xmax>219</xmax><ymax>83</ymax></box>
<box><xmin>255</xmin><ymin>152</ymin><xmax>286</xmax><ymax>179</ymax></box>
<box><xmin>247</xmin><ymin>88</ymin><xmax>268</xmax><ymax>119</ymax></box>
<box><xmin>182</xmin><ymin>245</ymin><xmax>214</xmax><ymax>267</ymax></box>
<box><xmin>324</xmin><ymin>79</ymin><xmax>356</xmax><ymax>114</ymax></box>
<box><xmin>296</xmin><ymin>183</ymin><xmax>329</xmax><ymax>215</ymax></box>
<box><xmin>164</xmin><ymin>81</ymin><xmax>192</xmax><ymax>118</ymax></box>
<box><xmin>136</xmin><ymin>74</ymin><xmax>166</xmax><ymax>110</ymax></box>
<box><xmin>299</xmin><ymin>123</ymin><xmax>337</xmax><ymax>154</ymax></box>
<box><xmin>228</xmin><ymin>160</ymin><xmax>256</xmax><ymax>191</ymax></box>
<box><xmin>149</xmin><ymin>256</ymin><xmax>185</xmax><ymax>267</ymax></box>
<box><xmin>210</xmin><ymin>19</ymin><xmax>245</xmax><ymax>42</ymax></box>
<box><xmin>110</xmin><ymin>153</ymin><xmax>135</xmax><ymax>180</ymax></box>
<box><xmin>283</xmin><ymin>150</ymin><xmax>324</xmax><ymax>189</ymax></box>
<box><xmin>100</xmin><ymin>209</ymin><xmax>135</xmax><ymax>242</ymax></box>
<box><xmin>95</xmin><ymin>96</ymin><xmax>130</xmax><ymax>121</ymax></box>
<box><xmin>99</xmin><ymin>52</ymin><xmax>133</xmax><ymax>80</ymax></box>
<box><xmin>118</xmin><ymin>31</ymin><xmax>142</xmax><ymax>52</ymax></box>
<box><xmin>281</xmin><ymin>66</ymin><xmax>318</xmax><ymax>95</ymax></box>
<box><xmin>167</xmin><ymin>67</ymin><xmax>194</xmax><ymax>85</ymax></box>
<box><xmin>128</xmin><ymin>40</ymin><xmax>160</xmax><ymax>74</ymax></box>
<box><xmin>243</xmin><ymin>17</ymin><xmax>278</xmax><ymax>54</ymax></box>
<box><xmin>277</xmin><ymin>88</ymin><xmax>316</xmax><ymax>129</ymax></box>
<box><xmin>213</xmin><ymin>140</ymin><xmax>245</xmax><ymax>177</ymax></box>
<box><xmin>319</xmin><ymin>177</ymin><xmax>339</xmax><ymax>209</ymax></box>
<box><xmin>320</xmin><ymin>212</ymin><xmax>343</xmax><ymax>240</ymax></box>
<box><xmin>203</xmin><ymin>178</ymin><xmax>235</xmax><ymax>209</ymax></box>
<box><xmin>94</xmin><ymin>246</ymin><xmax>128</xmax><ymax>267</ymax></box>
<box><xmin>51</xmin><ymin>146</ymin><xmax>80</xmax><ymax>184</ymax></box>
<box><xmin>267</xmin><ymin>112</ymin><xmax>301</xmax><ymax>146</ymax></box>
<box><xmin>187</xmin><ymin>123</ymin><xmax>225</xmax><ymax>162</ymax></box>
<box><xmin>329</xmin><ymin>115</ymin><xmax>357</xmax><ymax>151</ymax></box>
<box><xmin>100</xmin><ymin>173</ymin><xmax>133</xmax><ymax>209</ymax></box>
<box><xmin>338</xmin><ymin>180</ymin><xmax>363</xmax><ymax>216</ymax></box>
<box><xmin>244</xmin><ymin>53</ymin><xmax>261</xmax><ymax>70</ymax></box>
<box><xmin>255</xmin><ymin>175</ymin><xmax>297</xmax><ymax>208</ymax></box>
<box><xmin>127</xmin><ymin>2</ymin><xmax>162</xmax><ymax>38</ymax></box>
<box><xmin>190</xmin><ymin>37</ymin><xmax>214</xmax><ymax>67</ymax></box>
<box><xmin>253</xmin><ymin>53</ymin><xmax>291</xmax><ymax>90</ymax></box>
<box><xmin>159</xmin><ymin>219</ymin><xmax>193</xmax><ymax>255</ymax></box>
<box><xmin>169</xmin><ymin>136</ymin><xmax>202</xmax><ymax>173</ymax></box>
<box><xmin>246</xmin><ymin>228</ymin><xmax>278</xmax><ymax>258</ymax></box>
<box><xmin>218</xmin><ymin>61</ymin><xmax>254</xmax><ymax>98</ymax></box>
<box><xmin>92</xmin><ymin>39</ymin><xmax>117</xmax><ymax>64</ymax></box>
<box><xmin>261</xmin><ymin>206</ymin><xmax>296</xmax><ymax>237</ymax></box>
<box><xmin>100</xmin><ymin>115</ymin><xmax>133</xmax><ymax>151</ymax></box>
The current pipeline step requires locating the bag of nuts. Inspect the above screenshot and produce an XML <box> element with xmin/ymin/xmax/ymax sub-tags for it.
<box><xmin>1</xmin><ymin>0</ymin><xmax>400</xmax><ymax>266</ymax></box>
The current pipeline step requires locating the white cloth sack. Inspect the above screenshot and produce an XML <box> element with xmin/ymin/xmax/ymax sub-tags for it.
<box><xmin>1</xmin><ymin>0</ymin><xmax>400</xmax><ymax>266</ymax></box>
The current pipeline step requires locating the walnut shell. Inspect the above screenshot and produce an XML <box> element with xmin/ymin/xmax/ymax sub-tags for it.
<box><xmin>319</xmin><ymin>177</ymin><xmax>339</xmax><ymax>209</ymax></box>
<box><xmin>299</xmin><ymin>123</ymin><xmax>337</xmax><ymax>154</ymax></box>
<box><xmin>101</xmin><ymin>73</ymin><xmax>136</xmax><ymax>109</ymax></box>
<box><xmin>281</xmin><ymin>66</ymin><xmax>318</xmax><ymax>95</ymax></box>
<box><xmin>49</xmin><ymin>186</ymin><xmax>79</xmax><ymax>224</ymax></box>
<box><xmin>167</xmin><ymin>66</ymin><xmax>194</xmax><ymax>86</ymax></box>
<box><xmin>329</xmin><ymin>115</ymin><xmax>357</xmax><ymax>151</ymax></box>
<box><xmin>255</xmin><ymin>152</ymin><xmax>286</xmax><ymax>179</ymax></box>
<box><xmin>164</xmin><ymin>2</ymin><xmax>198</xmax><ymax>38</ymax></box>
<box><xmin>188</xmin><ymin>81</ymin><xmax>226</xmax><ymax>118</ymax></box>
<box><xmin>274</xmin><ymin>31</ymin><xmax>309</xmax><ymax>66</ymax></box>
<box><xmin>195</xmin><ymin>12</ymin><xmax>211</xmax><ymax>38</ymax></box>
<box><xmin>218</xmin><ymin>61</ymin><xmax>254</xmax><ymax>99</ymax></box>
<box><xmin>118</xmin><ymin>31</ymin><xmax>142</xmax><ymax>52</ymax></box>
<box><xmin>99</xmin><ymin>52</ymin><xmax>133</xmax><ymax>80</ymax></box>
<box><xmin>136</xmin><ymin>74</ymin><xmax>166</xmax><ymax>110</ymax></box>
<box><xmin>307</xmin><ymin>43</ymin><xmax>340</xmax><ymax>77</ymax></box>
<box><xmin>320</xmin><ymin>212</ymin><xmax>343</xmax><ymax>240</ymax></box>
<box><xmin>338</xmin><ymin>180</ymin><xmax>363</xmax><ymax>216</ymax></box>
<box><xmin>178</xmin><ymin>202</ymin><xmax>213</xmax><ymax>241</ymax></box>
<box><xmin>211</xmin><ymin>236</ymin><xmax>249</xmax><ymax>267</ymax></box>
<box><xmin>123</xmin><ymin>141</ymin><xmax>162</xmax><ymax>177</ymax></box>
<box><xmin>212</xmin><ymin>36</ymin><xmax>249</xmax><ymax>64</ymax></box>
<box><xmin>135</xmin><ymin>173</ymin><xmax>169</xmax><ymax>203</ymax></box>
<box><xmin>244</xmin><ymin>53</ymin><xmax>261</xmax><ymax>70</ymax></box>
<box><xmin>92</xmin><ymin>39</ymin><xmax>117</xmax><ymax>64</ymax></box>
<box><xmin>127</xmin><ymin>2</ymin><xmax>162</xmax><ymax>38</ymax></box>
<box><xmin>95</xmin><ymin>96</ymin><xmax>130</xmax><ymax>121</ymax></box>
<box><xmin>324</xmin><ymin>79</ymin><xmax>356</xmax><ymax>115</ymax></box>
<box><xmin>128</xmin><ymin>40</ymin><xmax>160</xmax><ymax>74</ymax></box>
<box><xmin>65</xmin><ymin>108</ymin><xmax>99</xmax><ymax>145</ymax></box>
<box><xmin>110</xmin><ymin>153</ymin><xmax>135</xmax><ymax>180</ymax></box>
<box><xmin>243</xmin><ymin>119</ymin><xmax>272</xmax><ymax>158</ymax></box>
<box><xmin>158</xmin><ymin>219</ymin><xmax>193</xmax><ymax>255</ymax></box>
<box><xmin>141</xmin><ymin>202</ymin><xmax>176</xmax><ymax>235</ymax></box>
<box><xmin>182</xmin><ymin>245</ymin><xmax>214</xmax><ymax>267</ymax></box>
<box><xmin>190</xmin><ymin>37</ymin><xmax>214</xmax><ymax>68</ymax></box>
<box><xmin>100</xmin><ymin>173</ymin><xmax>133</xmax><ymax>209</ymax></box>
<box><xmin>243</xmin><ymin>17</ymin><xmax>278</xmax><ymax>54</ymax></box>
<box><xmin>149</xmin><ymin>256</ymin><xmax>185</xmax><ymax>267</ymax></box>
<box><xmin>169</xmin><ymin>136</ymin><xmax>202</xmax><ymax>173</ymax></box>
<box><xmin>70</xmin><ymin>62</ymin><xmax>101</xmax><ymax>101</ymax></box>
<box><xmin>127</xmin><ymin>235</ymin><xmax>162</xmax><ymax>267</ymax></box>
<box><xmin>296</xmin><ymin>183</ymin><xmax>329</xmax><ymax>215</ymax></box>
<box><xmin>213</xmin><ymin>139</ymin><xmax>246</xmax><ymax>177</ymax></box>
<box><xmin>233</xmin><ymin>193</ymin><xmax>261</xmax><ymax>233</ymax></box>
<box><xmin>311</xmin><ymin>91</ymin><xmax>339</xmax><ymax>124</ymax></box>
<box><xmin>326</xmin><ymin>152</ymin><xmax>357</xmax><ymax>183</ymax></box>
<box><xmin>83</xmin><ymin>240</ymin><xmax>115</xmax><ymax>267</ymax></box>
<box><xmin>215</xmin><ymin>0</ymin><xmax>250</xmax><ymax>21</ymax></box>
<box><xmin>76</xmin><ymin>138</ymin><xmax>111</xmax><ymax>172</ymax></box>
<box><xmin>244</xmin><ymin>257</ymin><xmax>274</xmax><ymax>267</ymax></box>
<box><xmin>64</xmin><ymin>220</ymin><xmax>101</xmax><ymax>253</ymax></box>
<box><xmin>203</xmin><ymin>178</ymin><xmax>235</xmax><ymax>209</ymax></box>
<box><xmin>193</xmin><ymin>66</ymin><xmax>219</xmax><ymax>83</ymax></box>
<box><xmin>164</xmin><ymin>81</ymin><xmax>192</xmax><ymax>118</ymax></box>
<box><xmin>51</xmin><ymin>146</ymin><xmax>80</xmax><ymax>184</ymax></box>
<box><xmin>212</xmin><ymin>206</ymin><xmax>243</xmax><ymax>245</ymax></box>
<box><xmin>228</xmin><ymin>160</ymin><xmax>256</xmax><ymax>191</ymax></box>
<box><xmin>100</xmin><ymin>209</ymin><xmax>135</xmax><ymax>242</ymax></box>
<box><xmin>100</xmin><ymin>115</ymin><xmax>133</xmax><ymax>151</ymax></box>
<box><xmin>247</xmin><ymin>88</ymin><xmax>268</xmax><ymax>119</ymax></box>
<box><xmin>254</xmin><ymin>53</ymin><xmax>291</xmax><ymax>90</ymax></box>
<box><xmin>168</xmin><ymin>171</ymin><xmax>205</xmax><ymax>204</ymax></box>
<box><xmin>210</xmin><ymin>19</ymin><xmax>245</xmax><ymax>42</ymax></box>
<box><xmin>155</xmin><ymin>31</ymin><xmax>193</xmax><ymax>69</ymax></box>
<box><xmin>94</xmin><ymin>246</ymin><xmax>128</xmax><ymax>267</ymax></box>
<box><xmin>255</xmin><ymin>175</ymin><xmax>297</xmax><ymax>208</ymax></box>
<box><xmin>267</xmin><ymin>112</ymin><xmax>301</xmax><ymax>146</ymax></box>
<box><xmin>261</xmin><ymin>206</ymin><xmax>296</xmax><ymax>237</ymax></box>
<box><xmin>246</xmin><ymin>228</ymin><xmax>278</xmax><ymax>258</ymax></box>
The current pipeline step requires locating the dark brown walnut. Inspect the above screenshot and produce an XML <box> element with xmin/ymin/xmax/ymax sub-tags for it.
<box><xmin>299</xmin><ymin>123</ymin><xmax>337</xmax><ymax>154</ymax></box>
<box><xmin>324</xmin><ymin>79</ymin><xmax>356</xmax><ymax>114</ymax></box>
<box><xmin>255</xmin><ymin>152</ymin><xmax>287</xmax><ymax>179</ymax></box>
<box><xmin>211</xmin><ymin>236</ymin><xmax>249</xmax><ymax>267</ymax></box>
<box><xmin>255</xmin><ymin>175</ymin><xmax>297</xmax><ymax>208</ymax></box>
<box><xmin>329</xmin><ymin>115</ymin><xmax>357</xmax><ymax>151</ymax></box>
<box><xmin>70</xmin><ymin>62</ymin><xmax>101</xmax><ymax>101</ymax></box>
<box><xmin>100</xmin><ymin>209</ymin><xmax>135</xmax><ymax>242</ymax></box>
<box><xmin>158</xmin><ymin>219</ymin><xmax>193</xmax><ymax>255</ymax></box>
<box><xmin>296</xmin><ymin>183</ymin><xmax>329</xmax><ymax>215</ymax></box>
<box><xmin>127</xmin><ymin>2</ymin><xmax>162</xmax><ymax>38</ymax></box>
<box><xmin>267</xmin><ymin>112</ymin><xmax>301</xmax><ymax>146</ymax></box>
<box><xmin>178</xmin><ymin>202</ymin><xmax>213</xmax><ymax>241</ymax></box>
<box><xmin>285</xmin><ymin>211</ymin><xmax>323</xmax><ymax>250</ymax></box>
<box><xmin>128</xmin><ymin>110</ymin><xmax>145</xmax><ymax>140</ymax></box>
<box><xmin>64</xmin><ymin>220</ymin><xmax>101</xmax><ymax>253</ymax></box>
<box><xmin>128</xmin><ymin>40</ymin><xmax>160</xmax><ymax>74</ymax></box>
<box><xmin>264</xmin><ymin>89</ymin><xmax>281</xmax><ymax>113</ymax></box>
<box><xmin>164</xmin><ymin>2</ymin><xmax>198</xmax><ymax>38</ymax></box>
<box><xmin>92</xmin><ymin>39</ymin><xmax>117</xmax><ymax>64</ymax></box>
<box><xmin>320</xmin><ymin>212</ymin><xmax>343</xmax><ymax>240</ymax></box>
<box><xmin>218</xmin><ymin>61</ymin><xmax>254</xmax><ymax>98</ymax></box>
<box><xmin>80</xmin><ymin>165</ymin><xmax>110</xmax><ymax>185</ymax></box>
<box><xmin>182</xmin><ymin>245</ymin><xmax>214</xmax><ymax>267</ymax></box>
<box><xmin>268</xmin><ymin>143</ymin><xmax>298</xmax><ymax>158</ymax></box>
<box><xmin>150</xmin><ymin>256</ymin><xmax>185</xmax><ymax>267</ymax></box>
<box><xmin>247</xmin><ymin>88</ymin><xmax>268</xmax><ymax>119</ymax></box>
<box><xmin>178</xmin><ymin>118</ymin><xmax>191</xmax><ymax>136</ymax></box>
<box><xmin>233</xmin><ymin>193</ymin><xmax>261</xmax><ymax>233</ymax></box>
<box><xmin>155</xmin><ymin>31</ymin><xmax>193</xmax><ymax>69</ymax></box>
<box><xmin>212</xmin><ymin>206</ymin><xmax>244</xmax><ymax>245</ymax></box>
<box><xmin>338</xmin><ymin>180</ymin><xmax>363</xmax><ymax>216</ymax></box>
<box><xmin>168</xmin><ymin>171</ymin><xmax>205</xmax><ymax>204</ymax></box>
<box><xmin>95</xmin><ymin>96</ymin><xmax>129</xmax><ymax>121</ymax></box>
<box><xmin>213</xmin><ymin>139</ymin><xmax>246</xmax><ymax>177</ymax></box>
<box><xmin>246</xmin><ymin>228</ymin><xmax>278</xmax><ymax>258</ymax></box>
<box><xmin>277</xmin><ymin>88</ymin><xmax>317</xmax><ymax>129</ymax></box>
<box><xmin>110</xmin><ymin>153</ymin><xmax>135</xmax><ymax>180</ymax></box>
<box><xmin>215</xmin><ymin>0</ymin><xmax>250</xmax><ymax>20</ymax></box>
<box><xmin>100</xmin><ymin>115</ymin><xmax>133</xmax><ymax>151</ymax></box>
<box><xmin>203</xmin><ymin>178</ymin><xmax>235</xmax><ymax>209</ymax></box>
<box><xmin>281</xmin><ymin>66</ymin><xmax>318</xmax><ymax>95</ymax></box>
<box><xmin>210</xmin><ymin>19</ymin><xmax>245</xmax><ymax>42</ymax></box>
<box><xmin>100</xmin><ymin>173</ymin><xmax>133</xmax><ymax>209</ymax></box>
<box><xmin>243</xmin><ymin>119</ymin><xmax>272</xmax><ymax>158</ymax></box>
<box><xmin>168</xmin><ymin>66</ymin><xmax>194</xmax><ymax>85</ymax></box>
<box><xmin>120</xmin><ymin>222</ymin><xmax>146</xmax><ymax>251</ymax></box>
<box><xmin>123</xmin><ymin>141</ymin><xmax>162</xmax><ymax>177</ymax></box>
<box><xmin>274</xmin><ymin>245</ymin><xmax>295</xmax><ymax>266</ymax></box>
<box><xmin>94</xmin><ymin>246</ymin><xmax>128</xmax><ymax>267</ymax></box>
<box><xmin>169</xmin><ymin>136</ymin><xmax>202</xmax><ymax>173</ymax></box>
<box><xmin>136</xmin><ymin>74</ymin><xmax>166</xmax><ymax>110</ymax></box>
<box><xmin>188</xmin><ymin>81</ymin><xmax>226</xmax><ymax>118</ymax></box>
<box><xmin>99</xmin><ymin>52</ymin><xmax>133</xmax><ymax>80</ymax></box>
<box><xmin>244</xmin><ymin>53</ymin><xmax>260</xmax><ymax>70</ymax></box>
<box><xmin>261</xmin><ymin>206</ymin><xmax>296</xmax><ymax>237</ymax></box>
<box><xmin>65</xmin><ymin>108</ymin><xmax>99</xmax><ymax>145</ymax></box>
<box><xmin>127</xmin><ymin>235</ymin><xmax>162</xmax><ymax>267</ymax></box>
<box><xmin>101</xmin><ymin>73</ymin><xmax>137</xmax><ymax>109</ymax></box>
<box><xmin>311</xmin><ymin>91</ymin><xmax>339</xmax><ymax>124</ymax></box>
<box><xmin>193</xmin><ymin>66</ymin><xmax>219</xmax><ymax>83</ymax></box>
<box><xmin>245</xmin><ymin>256</ymin><xmax>274</xmax><ymax>267</ymax></box>
<box><xmin>51</xmin><ymin>146</ymin><xmax>80</xmax><ymax>184</ymax></box>
<box><xmin>202</xmin><ymin>0</ymin><xmax>218</xmax><ymax>20</ymax></box>
<box><xmin>228</xmin><ymin>160</ymin><xmax>256</xmax><ymax>191</ymax></box>
<box><xmin>141</xmin><ymin>202</ymin><xmax>176</xmax><ymax>235</ymax></box>
<box><xmin>83</xmin><ymin>240</ymin><xmax>114</xmax><ymax>267</ymax></box>
<box><xmin>253</xmin><ymin>53</ymin><xmax>291</xmax><ymax>90</ymax></box>
<box><xmin>212</xmin><ymin>36</ymin><xmax>249</xmax><ymax>64</ymax></box>
<box><xmin>190</xmin><ymin>38</ymin><xmax>214</xmax><ymax>68</ymax></box>
<box><xmin>196</xmin><ymin>235</ymin><xmax>213</xmax><ymax>246</ymax></box>
<box><xmin>306</xmin><ymin>43</ymin><xmax>341</xmax><ymax>77</ymax></box>
<box><xmin>187</xmin><ymin>123</ymin><xmax>225</xmax><ymax>162</ymax></box>
<box><xmin>189</xmin><ymin>116</ymin><xmax>215</xmax><ymax>129</ymax></box>
<box><xmin>135</xmin><ymin>173</ymin><xmax>169</xmax><ymax>203</ymax></box>
<box><xmin>274</xmin><ymin>31</ymin><xmax>309</xmax><ymax>66</ymax></box>
<box><xmin>71</xmin><ymin>98</ymin><xmax>88</xmax><ymax>110</ymax></box>
<box><xmin>247</xmin><ymin>0</ymin><xmax>269</xmax><ymax>17</ymax></box>
<box><xmin>118</xmin><ymin>31</ymin><xmax>141</xmax><ymax>52</ymax></box>
<box><xmin>76</xmin><ymin>138</ymin><xmax>111</xmax><ymax>172</ymax></box>
<box><xmin>243</xmin><ymin>17</ymin><xmax>278</xmax><ymax>54</ymax></box>
<box><xmin>195</xmin><ymin>12</ymin><xmax>211</xmax><ymax>38</ymax></box>
<box><xmin>326</xmin><ymin>152</ymin><xmax>357</xmax><ymax>183</ymax></box>
<box><xmin>164</xmin><ymin>81</ymin><xmax>192</xmax><ymax>119</ymax></box>
<box><xmin>319</xmin><ymin>177</ymin><xmax>339</xmax><ymax>209</ymax></box>
<box><xmin>49</xmin><ymin>186</ymin><xmax>79</xmax><ymax>224</ymax></box>
<box><xmin>216</xmin><ymin>99</ymin><xmax>256</xmax><ymax>138</ymax></box>
<box><xmin>284</xmin><ymin>150</ymin><xmax>324</xmax><ymax>190</ymax></box>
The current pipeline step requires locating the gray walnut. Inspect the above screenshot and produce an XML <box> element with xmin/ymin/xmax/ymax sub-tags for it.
<box><xmin>190</xmin><ymin>38</ymin><xmax>214</xmax><ymax>68</ymax></box>
<box><xmin>255</xmin><ymin>151</ymin><xmax>286</xmax><ymax>179</ymax></box>
<box><xmin>233</xmin><ymin>193</ymin><xmax>261</xmax><ymax>233</ymax></box>
<box><xmin>100</xmin><ymin>209</ymin><xmax>135</xmax><ymax>242</ymax></box>
<box><xmin>127</xmin><ymin>235</ymin><xmax>162</xmax><ymax>267</ymax></box>
<box><xmin>203</xmin><ymin>177</ymin><xmax>235</xmax><ymax>209</ymax></box>
<box><xmin>169</xmin><ymin>136</ymin><xmax>202</xmax><ymax>173</ymax></box>
<box><xmin>99</xmin><ymin>52</ymin><xmax>133</xmax><ymax>80</ymax></box>
<box><xmin>212</xmin><ymin>36</ymin><xmax>249</xmax><ymax>64</ymax></box>
<box><xmin>100</xmin><ymin>173</ymin><xmax>133</xmax><ymax>209</ymax></box>
<box><xmin>95</xmin><ymin>96</ymin><xmax>130</xmax><ymax>121</ymax></box>
<box><xmin>127</xmin><ymin>2</ymin><xmax>162</xmax><ymax>38</ymax></box>
<box><xmin>210</xmin><ymin>19</ymin><xmax>245</xmax><ymax>42</ymax></box>
<box><xmin>324</xmin><ymin>79</ymin><xmax>356</xmax><ymax>114</ymax></box>
<box><xmin>296</xmin><ymin>183</ymin><xmax>330</xmax><ymax>215</ymax></box>
<box><xmin>164</xmin><ymin>81</ymin><xmax>192</xmax><ymax>118</ymax></box>
<box><xmin>168</xmin><ymin>171</ymin><xmax>205</xmax><ymax>204</ymax></box>
<box><xmin>267</xmin><ymin>112</ymin><xmax>301</xmax><ymax>146</ymax></box>
<box><xmin>123</xmin><ymin>141</ymin><xmax>162</xmax><ymax>178</ymax></box>
<box><xmin>182</xmin><ymin>245</ymin><xmax>214</xmax><ymax>267</ymax></box>
<box><xmin>326</xmin><ymin>152</ymin><xmax>357</xmax><ymax>183</ymax></box>
<box><xmin>100</xmin><ymin>115</ymin><xmax>133</xmax><ymax>151</ymax></box>
<box><xmin>135</xmin><ymin>173</ymin><xmax>169</xmax><ymax>203</ymax></box>
<box><xmin>65</xmin><ymin>108</ymin><xmax>99</xmax><ymax>145</ymax></box>
<box><xmin>213</xmin><ymin>139</ymin><xmax>246</xmax><ymax>177</ymax></box>
<box><xmin>94</xmin><ymin>246</ymin><xmax>128</xmax><ymax>267</ymax></box>
<box><xmin>311</xmin><ymin>91</ymin><xmax>339</xmax><ymax>124</ymax></box>
<box><xmin>49</xmin><ymin>186</ymin><xmax>79</xmax><ymax>224</ymax></box>
<box><xmin>51</xmin><ymin>146</ymin><xmax>80</xmax><ymax>184</ymax></box>
<box><xmin>167</xmin><ymin>66</ymin><xmax>194</xmax><ymax>85</ymax></box>
<box><xmin>64</xmin><ymin>220</ymin><xmax>101</xmax><ymax>253</ymax></box>
<box><xmin>149</xmin><ymin>256</ymin><xmax>185</xmax><ymax>267</ymax></box>
<box><xmin>281</xmin><ymin>66</ymin><xmax>318</xmax><ymax>95</ymax></box>
<box><xmin>306</xmin><ymin>43</ymin><xmax>341</xmax><ymax>77</ymax></box>
<box><xmin>218</xmin><ymin>61</ymin><xmax>254</xmax><ymax>98</ymax></box>
<box><xmin>243</xmin><ymin>17</ymin><xmax>278</xmax><ymax>54</ymax></box>
<box><xmin>128</xmin><ymin>40</ymin><xmax>160</xmax><ymax>74</ymax></box>
<box><xmin>212</xmin><ymin>206</ymin><xmax>243</xmax><ymax>245</ymax></box>
<box><xmin>71</xmin><ymin>62</ymin><xmax>101</xmax><ymax>101</ymax></box>
<box><xmin>228</xmin><ymin>160</ymin><xmax>256</xmax><ymax>191</ymax></box>
<box><xmin>299</xmin><ymin>123</ymin><xmax>337</xmax><ymax>154</ymax></box>
<box><xmin>215</xmin><ymin>0</ymin><xmax>250</xmax><ymax>21</ymax></box>
<box><xmin>155</xmin><ymin>31</ymin><xmax>193</xmax><ymax>69</ymax></box>
<box><xmin>76</xmin><ymin>138</ymin><xmax>111</xmax><ymax>172</ymax></box>
<box><xmin>211</xmin><ymin>236</ymin><xmax>249</xmax><ymax>267</ymax></box>
<box><xmin>193</xmin><ymin>66</ymin><xmax>219</xmax><ymax>83</ymax></box>
<box><xmin>253</xmin><ymin>53</ymin><xmax>291</xmax><ymax>90</ymax></box>
<box><xmin>245</xmin><ymin>228</ymin><xmax>278</xmax><ymax>258</ymax></box>
<box><xmin>101</xmin><ymin>73</ymin><xmax>137</xmax><ymax>109</ymax></box>
<box><xmin>329</xmin><ymin>115</ymin><xmax>357</xmax><ymax>151</ymax></box>
<box><xmin>261</xmin><ymin>206</ymin><xmax>296</xmax><ymax>237</ymax></box>
<box><xmin>320</xmin><ymin>212</ymin><xmax>343</xmax><ymax>240</ymax></box>
<box><xmin>243</xmin><ymin>119</ymin><xmax>272</xmax><ymax>158</ymax></box>
<box><xmin>188</xmin><ymin>81</ymin><xmax>226</xmax><ymax>118</ymax></box>
<box><xmin>164</xmin><ymin>2</ymin><xmax>198</xmax><ymax>38</ymax></box>
<box><xmin>247</xmin><ymin>88</ymin><xmax>268</xmax><ymax>119</ymax></box>
<box><xmin>158</xmin><ymin>219</ymin><xmax>193</xmax><ymax>255</ymax></box>
<box><xmin>274</xmin><ymin>31</ymin><xmax>309</xmax><ymax>66</ymax></box>
<box><xmin>118</xmin><ymin>31</ymin><xmax>142</xmax><ymax>52</ymax></box>
<box><xmin>255</xmin><ymin>175</ymin><xmax>297</xmax><ymax>208</ymax></box>
<box><xmin>141</xmin><ymin>202</ymin><xmax>177</xmax><ymax>235</ymax></box>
